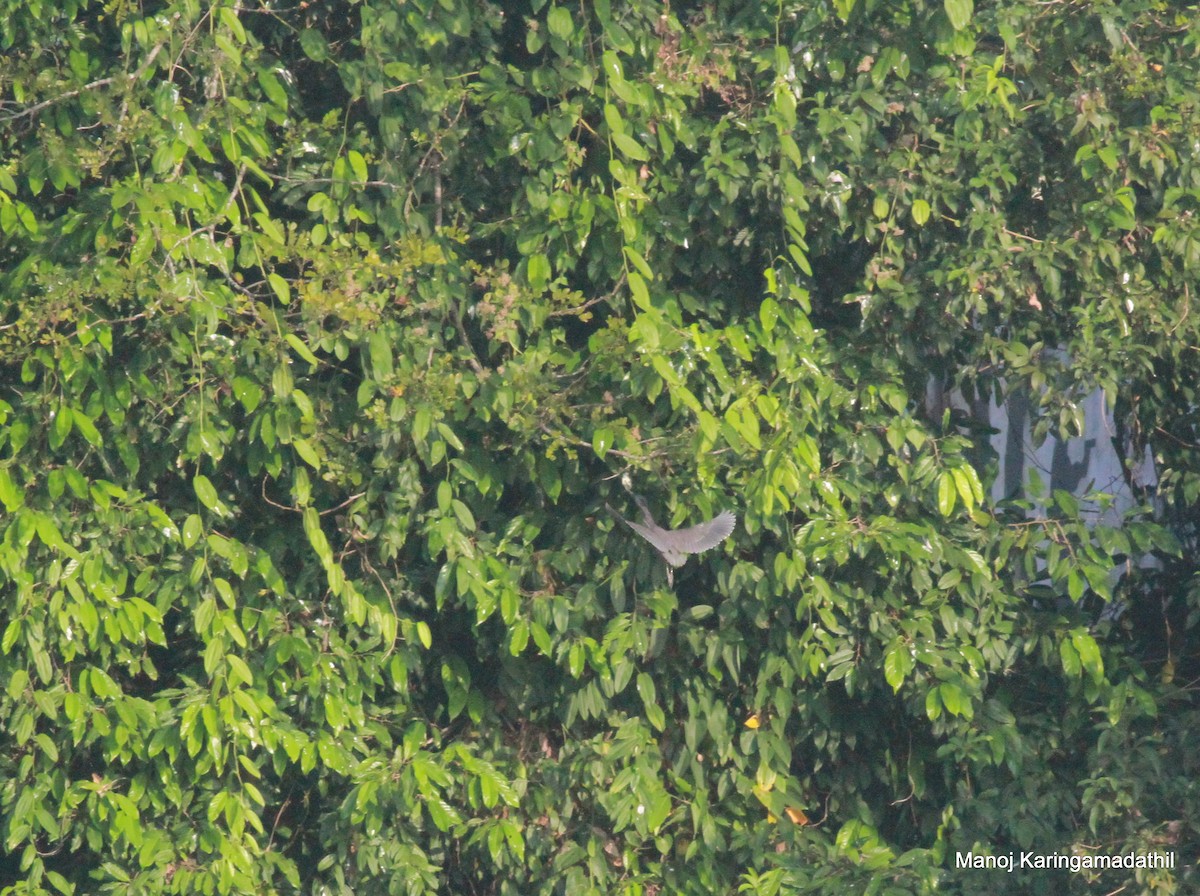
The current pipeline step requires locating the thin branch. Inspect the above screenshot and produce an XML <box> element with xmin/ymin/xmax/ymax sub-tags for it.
<box><xmin>1</xmin><ymin>42</ymin><xmax>165</xmax><ymax>124</ymax></box>
<box><xmin>260</xmin><ymin>478</ymin><xmax>364</xmax><ymax>516</ymax></box>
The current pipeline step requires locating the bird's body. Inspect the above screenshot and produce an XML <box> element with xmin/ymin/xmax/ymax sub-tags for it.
<box><xmin>608</xmin><ymin>495</ymin><xmax>735</xmax><ymax>584</ymax></box>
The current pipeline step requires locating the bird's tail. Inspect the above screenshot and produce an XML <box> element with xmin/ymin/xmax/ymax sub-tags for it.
<box><xmin>631</xmin><ymin>493</ymin><xmax>655</xmax><ymax>526</ymax></box>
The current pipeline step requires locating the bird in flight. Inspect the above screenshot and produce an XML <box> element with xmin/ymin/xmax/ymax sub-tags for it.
<box><xmin>608</xmin><ymin>494</ymin><xmax>736</xmax><ymax>585</ymax></box>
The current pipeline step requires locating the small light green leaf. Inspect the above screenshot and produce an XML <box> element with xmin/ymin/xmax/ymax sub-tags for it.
<box><xmin>294</xmin><ymin>438</ymin><xmax>320</xmax><ymax>469</ymax></box>
<box><xmin>413</xmin><ymin>407</ymin><xmax>432</xmax><ymax>444</ymax></box>
<box><xmin>1071</xmin><ymin>630</ymin><xmax>1104</xmax><ymax>681</ymax></box>
<box><xmin>182</xmin><ymin>514</ymin><xmax>203</xmax><ymax>548</ymax></box>
<box><xmin>436</xmin><ymin>422</ymin><xmax>463</xmax><ymax>452</ymax></box>
<box><xmin>547</xmin><ymin>6</ymin><xmax>573</xmax><ymax>39</ymax></box>
<box><xmin>925</xmin><ymin>687</ymin><xmax>942</xmax><ymax>720</ymax></box>
<box><xmin>879</xmin><ymin>384</ymin><xmax>907</xmax><ymax>413</ymax></box>
<box><xmin>1059</xmin><ymin>637</ymin><xmax>1081</xmax><ymax>678</ymax></box>
<box><xmin>622</xmin><ymin>245</ymin><xmax>653</xmax><ymax>280</ymax></box>
<box><xmin>944</xmin><ymin>0</ymin><xmax>973</xmax><ymax>30</ymax></box>
<box><xmin>759</xmin><ymin>297</ymin><xmax>779</xmax><ymax>334</ymax></box>
<box><xmin>285</xmin><ymin>333</ymin><xmax>319</xmax><ymax>367</ymax></box>
<box><xmin>936</xmin><ymin>472</ymin><xmax>956</xmax><ymax>516</ymax></box>
<box><xmin>299</xmin><ymin>28</ymin><xmax>328</xmax><ymax>61</ymax></box>
<box><xmin>50</xmin><ymin>406</ymin><xmax>73</xmax><ymax>449</ymax></box>
<box><xmin>256</xmin><ymin>66</ymin><xmax>286</xmax><ymax>109</ymax></box>
<box><xmin>0</xmin><ymin>468</ymin><xmax>22</xmax><ymax>511</ymax></box>
<box><xmin>452</xmin><ymin>499</ymin><xmax>475</xmax><ymax>531</ymax></box>
<box><xmin>628</xmin><ymin>271</ymin><xmax>651</xmax><ymax>310</ymax></box>
<box><xmin>369</xmin><ymin>331</ymin><xmax>394</xmax><ymax>379</ymax></box>
<box><xmin>194</xmin><ymin>475</ymin><xmax>218</xmax><ymax>509</ymax></box>
<box><xmin>592</xmin><ymin>427</ymin><xmax>614</xmax><ymax>459</ymax></box>
<box><xmin>939</xmin><ymin>682</ymin><xmax>966</xmax><ymax>716</ymax></box>
<box><xmin>267</xmin><ymin>273</ymin><xmax>290</xmax><ymax>304</ymax></box>
<box><xmin>527</xmin><ymin>253</ymin><xmax>550</xmax><ymax>290</ymax></box>
<box><xmin>612</xmin><ymin>131</ymin><xmax>649</xmax><ymax>161</ymax></box>
<box><xmin>951</xmin><ymin>466</ymin><xmax>975</xmax><ymax>511</ymax></box>
<box><xmin>1068</xmin><ymin>569</ymin><xmax>1085</xmax><ymax>602</ymax></box>
<box><xmin>884</xmin><ymin>644</ymin><xmax>913</xmax><ymax>692</ymax></box>
<box><xmin>72</xmin><ymin>411</ymin><xmax>103</xmax><ymax>447</ymax></box>
<box><xmin>231</xmin><ymin>377</ymin><xmax>263</xmax><ymax>412</ymax></box>
<box><xmin>636</xmin><ymin>672</ymin><xmax>656</xmax><ymax>705</ymax></box>
<box><xmin>227</xmin><ymin>654</ymin><xmax>253</xmax><ymax>687</ymax></box>
<box><xmin>911</xmin><ymin>198</ymin><xmax>931</xmax><ymax>225</ymax></box>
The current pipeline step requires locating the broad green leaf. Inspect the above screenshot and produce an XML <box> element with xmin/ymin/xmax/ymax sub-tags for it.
<box><xmin>1071</xmin><ymin>630</ymin><xmax>1104</xmax><ymax>681</ymax></box>
<box><xmin>0</xmin><ymin>468</ymin><xmax>22</xmax><ymax>511</ymax></box>
<box><xmin>592</xmin><ymin>427</ymin><xmax>614</xmax><ymax>459</ymax></box>
<box><xmin>936</xmin><ymin>472</ymin><xmax>956</xmax><ymax>516</ymax></box>
<box><xmin>884</xmin><ymin>644</ymin><xmax>913</xmax><ymax>692</ymax></box>
<box><xmin>1060</xmin><ymin>637</ymin><xmax>1081</xmax><ymax>678</ymax></box>
<box><xmin>612</xmin><ymin>132</ymin><xmax>649</xmax><ymax>161</ymax></box>
<box><xmin>182</xmin><ymin>514</ymin><xmax>203</xmax><ymax>548</ymax></box>
<box><xmin>547</xmin><ymin>6</ymin><xmax>573</xmax><ymax>39</ymax></box>
<box><xmin>945</xmin><ymin>0</ymin><xmax>974</xmax><ymax>30</ymax></box>
<box><xmin>193</xmin><ymin>475</ymin><xmax>218</xmax><ymax>510</ymax></box>
<box><xmin>285</xmin><ymin>333</ymin><xmax>319</xmax><ymax>366</ymax></box>
<box><xmin>628</xmin><ymin>271</ymin><xmax>651</xmax><ymax>310</ymax></box>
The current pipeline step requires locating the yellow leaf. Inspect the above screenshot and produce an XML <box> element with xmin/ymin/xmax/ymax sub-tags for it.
<box><xmin>785</xmin><ymin>807</ymin><xmax>809</xmax><ymax>825</ymax></box>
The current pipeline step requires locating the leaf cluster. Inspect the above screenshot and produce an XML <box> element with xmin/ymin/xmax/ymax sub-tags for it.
<box><xmin>1</xmin><ymin>0</ymin><xmax>1198</xmax><ymax>894</ymax></box>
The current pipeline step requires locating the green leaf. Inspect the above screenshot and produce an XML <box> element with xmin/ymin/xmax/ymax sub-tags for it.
<box><xmin>232</xmin><ymin>377</ymin><xmax>263</xmax><ymax>412</ymax></box>
<box><xmin>1070</xmin><ymin>630</ymin><xmax>1104</xmax><ymax>681</ymax></box>
<box><xmin>72</xmin><ymin>410</ymin><xmax>103</xmax><ymax>447</ymax></box>
<box><xmin>413</xmin><ymin>407</ymin><xmax>432</xmax><ymax>444</ymax></box>
<box><xmin>369</xmin><ymin>331</ymin><xmax>394</xmax><ymax>379</ymax></box>
<box><xmin>1059</xmin><ymin>637</ymin><xmax>1081</xmax><ymax>678</ymax></box>
<box><xmin>623</xmin><ymin>245</ymin><xmax>653</xmax><ymax>280</ymax></box>
<box><xmin>936</xmin><ymin>472</ymin><xmax>956</xmax><ymax>516</ymax></box>
<box><xmin>257</xmin><ymin>67</ymin><xmax>288</xmax><ymax>109</ymax></box>
<box><xmin>951</xmin><ymin>466</ymin><xmax>975</xmax><ymax>511</ymax></box>
<box><xmin>182</xmin><ymin>514</ymin><xmax>203</xmax><ymax>548</ymax></box>
<box><xmin>294</xmin><ymin>438</ymin><xmax>320</xmax><ymax>469</ymax></box>
<box><xmin>268</xmin><ymin>272</ymin><xmax>290</xmax><ymax>303</ymax></box>
<box><xmin>285</xmin><ymin>333</ymin><xmax>319</xmax><ymax>367</ymax></box>
<box><xmin>298</xmin><ymin>28</ymin><xmax>328</xmax><ymax>61</ymax></box>
<box><xmin>436</xmin><ymin>422</ymin><xmax>464</xmax><ymax>452</ymax></box>
<box><xmin>0</xmin><ymin>468</ymin><xmax>22</xmax><ymax>511</ymax></box>
<box><xmin>50</xmin><ymin>406</ymin><xmax>73</xmax><ymax>449</ymax></box>
<box><xmin>883</xmin><ymin>644</ymin><xmax>913</xmax><ymax>692</ymax></box>
<box><xmin>452</xmin><ymin>499</ymin><xmax>475</xmax><ymax>531</ymax></box>
<box><xmin>547</xmin><ymin>6</ymin><xmax>573</xmax><ymax>39</ymax></box>
<box><xmin>612</xmin><ymin>131</ymin><xmax>649</xmax><ymax>161</ymax></box>
<box><xmin>527</xmin><ymin>253</ymin><xmax>550</xmax><ymax>290</ymax></box>
<box><xmin>193</xmin><ymin>475</ymin><xmax>219</xmax><ymax>510</ymax></box>
<box><xmin>924</xmin><ymin>687</ymin><xmax>942</xmax><ymax>720</ymax></box>
<box><xmin>939</xmin><ymin>682</ymin><xmax>967</xmax><ymax>717</ymax></box>
<box><xmin>592</xmin><ymin>427</ymin><xmax>614</xmax><ymax>459</ymax></box>
<box><xmin>944</xmin><ymin>0</ymin><xmax>973</xmax><ymax>29</ymax></box>
<box><xmin>628</xmin><ymin>271</ymin><xmax>651</xmax><ymax>310</ymax></box>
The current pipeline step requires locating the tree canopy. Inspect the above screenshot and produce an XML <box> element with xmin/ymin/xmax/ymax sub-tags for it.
<box><xmin>1</xmin><ymin>0</ymin><xmax>1198</xmax><ymax>893</ymax></box>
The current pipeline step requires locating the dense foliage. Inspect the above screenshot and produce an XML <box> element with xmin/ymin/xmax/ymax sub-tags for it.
<box><xmin>1</xmin><ymin>0</ymin><xmax>1198</xmax><ymax>893</ymax></box>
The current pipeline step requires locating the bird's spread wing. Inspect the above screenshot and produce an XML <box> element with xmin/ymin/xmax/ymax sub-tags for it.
<box><xmin>674</xmin><ymin>510</ymin><xmax>737</xmax><ymax>553</ymax></box>
<box><xmin>610</xmin><ymin>502</ymin><xmax>736</xmax><ymax>568</ymax></box>
<box><xmin>655</xmin><ymin>510</ymin><xmax>736</xmax><ymax>565</ymax></box>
